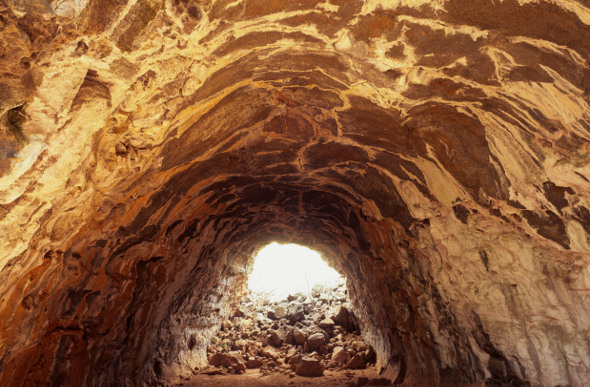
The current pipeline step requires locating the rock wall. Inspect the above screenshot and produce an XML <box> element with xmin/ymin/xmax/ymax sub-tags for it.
<box><xmin>1</xmin><ymin>0</ymin><xmax>590</xmax><ymax>386</ymax></box>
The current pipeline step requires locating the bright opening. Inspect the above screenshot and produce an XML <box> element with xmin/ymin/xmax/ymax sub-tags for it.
<box><xmin>248</xmin><ymin>242</ymin><xmax>343</xmax><ymax>302</ymax></box>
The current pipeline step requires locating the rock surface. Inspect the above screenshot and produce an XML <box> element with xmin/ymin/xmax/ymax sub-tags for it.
<box><xmin>296</xmin><ymin>357</ymin><xmax>324</xmax><ymax>377</ymax></box>
<box><xmin>202</xmin><ymin>282</ymin><xmax>374</xmax><ymax>378</ymax></box>
<box><xmin>0</xmin><ymin>0</ymin><xmax>589</xmax><ymax>386</ymax></box>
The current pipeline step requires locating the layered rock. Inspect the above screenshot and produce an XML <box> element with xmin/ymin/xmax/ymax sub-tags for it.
<box><xmin>0</xmin><ymin>0</ymin><xmax>590</xmax><ymax>386</ymax></box>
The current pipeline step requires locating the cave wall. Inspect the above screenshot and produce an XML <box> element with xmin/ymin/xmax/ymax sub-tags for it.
<box><xmin>1</xmin><ymin>0</ymin><xmax>590</xmax><ymax>386</ymax></box>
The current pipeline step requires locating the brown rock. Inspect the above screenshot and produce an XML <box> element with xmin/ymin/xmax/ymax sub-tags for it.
<box><xmin>303</xmin><ymin>342</ymin><xmax>310</xmax><ymax>353</ymax></box>
<box><xmin>295</xmin><ymin>357</ymin><xmax>324</xmax><ymax>377</ymax></box>
<box><xmin>240</xmin><ymin>319</ymin><xmax>253</xmax><ymax>330</ymax></box>
<box><xmin>246</xmin><ymin>356</ymin><xmax>263</xmax><ymax>369</ymax></box>
<box><xmin>288</xmin><ymin>354</ymin><xmax>303</xmax><ymax>365</ymax></box>
<box><xmin>293</xmin><ymin>329</ymin><xmax>307</xmax><ymax>345</ymax></box>
<box><xmin>332</xmin><ymin>305</ymin><xmax>359</xmax><ymax>333</ymax></box>
<box><xmin>232</xmin><ymin>339</ymin><xmax>247</xmax><ymax>351</ymax></box>
<box><xmin>351</xmin><ymin>340</ymin><xmax>369</xmax><ymax>352</ymax></box>
<box><xmin>221</xmin><ymin>320</ymin><xmax>233</xmax><ymax>331</ymax></box>
<box><xmin>115</xmin><ymin>142</ymin><xmax>127</xmax><ymax>155</ymax></box>
<box><xmin>267</xmin><ymin>330</ymin><xmax>282</xmax><ymax>347</ymax></box>
<box><xmin>285</xmin><ymin>330</ymin><xmax>295</xmax><ymax>345</ymax></box>
<box><xmin>347</xmin><ymin>353</ymin><xmax>365</xmax><ymax>370</ymax></box>
<box><xmin>286</xmin><ymin>302</ymin><xmax>305</xmax><ymax>323</ymax></box>
<box><xmin>307</xmin><ymin>332</ymin><xmax>326</xmax><ymax>351</ymax></box>
<box><xmin>285</xmin><ymin>346</ymin><xmax>299</xmax><ymax>363</ymax></box>
<box><xmin>209</xmin><ymin>352</ymin><xmax>246</xmax><ymax>373</ymax></box>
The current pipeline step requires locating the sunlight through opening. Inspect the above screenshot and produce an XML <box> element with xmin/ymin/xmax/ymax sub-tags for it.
<box><xmin>248</xmin><ymin>242</ymin><xmax>343</xmax><ymax>302</ymax></box>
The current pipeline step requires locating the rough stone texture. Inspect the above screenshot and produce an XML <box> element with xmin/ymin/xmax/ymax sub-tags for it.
<box><xmin>296</xmin><ymin>356</ymin><xmax>324</xmax><ymax>377</ymax></box>
<box><xmin>294</xmin><ymin>329</ymin><xmax>307</xmax><ymax>345</ymax></box>
<box><xmin>0</xmin><ymin>0</ymin><xmax>590</xmax><ymax>386</ymax></box>
<box><xmin>209</xmin><ymin>352</ymin><xmax>246</xmax><ymax>373</ymax></box>
<box><xmin>332</xmin><ymin>346</ymin><xmax>349</xmax><ymax>366</ymax></box>
<box><xmin>308</xmin><ymin>332</ymin><xmax>327</xmax><ymax>352</ymax></box>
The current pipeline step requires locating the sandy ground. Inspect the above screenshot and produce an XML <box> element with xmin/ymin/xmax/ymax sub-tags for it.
<box><xmin>177</xmin><ymin>367</ymin><xmax>392</xmax><ymax>386</ymax></box>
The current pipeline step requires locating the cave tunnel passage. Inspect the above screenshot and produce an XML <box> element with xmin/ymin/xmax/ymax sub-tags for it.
<box><xmin>195</xmin><ymin>241</ymin><xmax>381</xmax><ymax>380</ymax></box>
<box><xmin>136</xmin><ymin>189</ymin><xmax>410</xmax><ymax>387</ymax></box>
<box><xmin>1</xmin><ymin>1</ymin><xmax>590</xmax><ymax>386</ymax></box>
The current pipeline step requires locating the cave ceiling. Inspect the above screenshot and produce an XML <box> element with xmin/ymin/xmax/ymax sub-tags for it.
<box><xmin>1</xmin><ymin>0</ymin><xmax>590</xmax><ymax>386</ymax></box>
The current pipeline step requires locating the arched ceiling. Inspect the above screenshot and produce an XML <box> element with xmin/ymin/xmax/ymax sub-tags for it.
<box><xmin>1</xmin><ymin>0</ymin><xmax>590</xmax><ymax>386</ymax></box>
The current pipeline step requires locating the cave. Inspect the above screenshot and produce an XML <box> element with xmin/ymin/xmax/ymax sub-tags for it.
<box><xmin>1</xmin><ymin>0</ymin><xmax>590</xmax><ymax>386</ymax></box>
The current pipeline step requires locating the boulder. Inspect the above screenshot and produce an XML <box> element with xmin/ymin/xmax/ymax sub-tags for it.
<box><xmin>295</xmin><ymin>357</ymin><xmax>324</xmax><ymax>377</ymax></box>
<box><xmin>287</xmin><ymin>293</ymin><xmax>305</xmax><ymax>302</ymax></box>
<box><xmin>286</xmin><ymin>302</ymin><xmax>305</xmax><ymax>323</ymax></box>
<box><xmin>268</xmin><ymin>305</ymin><xmax>286</xmax><ymax>320</ymax></box>
<box><xmin>332</xmin><ymin>304</ymin><xmax>359</xmax><ymax>333</ymax></box>
<box><xmin>318</xmin><ymin>317</ymin><xmax>335</xmax><ymax>330</ymax></box>
<box><xmin>351</xmin><ymin>340</ymin><xmax>369</xmax><ymax>352</ymax></box>
<box><xmin>285</xmin><ymin>330</ymin><xmax>295</xmax><ymax>345</ymax></box>
<box><xmin>267</xmin><ymin>329</ymin><xmax>283</xmax><ymax>347</ymax></box>
<box><xmin>246</xmin><ymin>356</ymin><xmax>263</xmax><ymax>369</ymax></box>
<box><xmin>257</xmin><ymin>313</ymin><xmax>271</xmax><ymax>326</ymax></box>
<box><xmin>285</xmin><ymin>346</ymin><xmax>299</xmax><ymax>363</ymax></box>
<box><xmin>288</xmin><ymin>353</ymin><xmax>304</xmax><ymax>365</ymax></box>
<box><xmin>209</xmin><ymin>351</ymin><xmax>246</xmax><ymax>373</ymax></box>
<box><xmin>347</xmin><ymin>353</ymin><xmax>365</xmax><ymax>369</ymax></box>
<box><xmin>331</xmin><ymin>346</ymin><xmax>349</xmax><ymax>365</ymax></box>
<box><xmin>260</xmin><ymin>345</ymin><xmax>281</xmax><ymax>360</ymax></box>
<box><xmin>232</xmin><ymin>339</ymin><xmax>247</xmax><ymax>351</ymax></box>
<box><xmin>293</xmin><ymin>329</ymin><xmax>307</xmax><ymax>345</ymax></box>
<box><xmin>307</xmin><ymin>332</ymin><xmax>326</xmax><ymax>351</ymax></box>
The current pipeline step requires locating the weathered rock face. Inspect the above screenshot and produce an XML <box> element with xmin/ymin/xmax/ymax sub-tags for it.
<box><xmin>1</xmin><ymin>0</ymin><xmax>590</xmax><ymax>386</ymax></box>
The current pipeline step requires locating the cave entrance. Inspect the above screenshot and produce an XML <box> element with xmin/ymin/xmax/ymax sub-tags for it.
<box><xmin>197</xmin><ymin>242</ymin><xmax>383</xmax><ymax>384</ymax></box>
<box><xmin>247</xmin><ymin>242</ymin><xmax>343</xmax><ymax>302</ymax></box>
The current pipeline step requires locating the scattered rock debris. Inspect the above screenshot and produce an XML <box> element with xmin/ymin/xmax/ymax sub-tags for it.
<box><xmin>199</xmin><ymin>279</ymin><xmax>378</xmax><ymax>380</ymax></box>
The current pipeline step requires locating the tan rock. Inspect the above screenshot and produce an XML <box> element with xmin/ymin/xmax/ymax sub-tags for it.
<box><xmin>260</xmin><ymin>346</ymin><xmax>281</xmax><ymax>360</ymax></box>
<box><xmin>318</xmin><ymin>317</ymin><xmax>335</xmax><ymax>330</ymax></box>
<box><xmin>331</xmin><ymin>346</ymin><xmax>349</xmax><ymax>366</ymax></box>
<box><xmin>268</xmin><ymin>305</ymin><xmax>286</xmax><ymax>320</ymax></box>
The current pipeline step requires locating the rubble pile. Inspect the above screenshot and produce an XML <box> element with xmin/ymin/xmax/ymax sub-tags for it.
<box><xmin>202</xmin><ymin>279</ymin><xmax>376</xmax><ymax>378</ymax></box>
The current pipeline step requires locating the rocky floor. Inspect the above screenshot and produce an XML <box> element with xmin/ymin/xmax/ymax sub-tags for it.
<box><xmin>192</xmin><ymin>279</ymin><xmax>384</xmax><ymax>383</ymax></box>
<box><xmin>179</xmin><ymin>368</ymin><xmax>391</xmax><ymax>387</ymax></box>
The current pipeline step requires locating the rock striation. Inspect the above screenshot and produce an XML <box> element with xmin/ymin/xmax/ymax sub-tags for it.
<box><xmin>0</xmin><ymin>0</ymin><xmax>590</xmax><ymax>386</ymax></box>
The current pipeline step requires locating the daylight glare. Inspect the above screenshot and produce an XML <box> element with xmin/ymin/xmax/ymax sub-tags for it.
<box><xmin>248</xmin><ymin>243</ymin><xmax>343</xmax><ymax>301</ymax></box>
